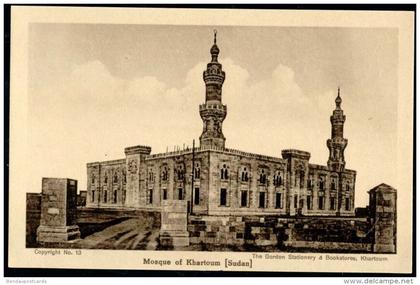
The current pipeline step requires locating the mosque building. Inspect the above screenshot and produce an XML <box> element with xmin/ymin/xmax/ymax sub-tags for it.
<box><xmin>86</xmin><ymin>32</ymin><xmax>356</xmax><ymax>217</ymax></box>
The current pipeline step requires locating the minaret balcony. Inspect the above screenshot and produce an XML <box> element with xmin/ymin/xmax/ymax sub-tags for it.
<box><xmin>199</xmin><ymin>103</ymin><xmax>227</xmax><ymax>112</ymax></box>
<box><xmin>203</xmin><ymin>73</ymin><xmax>225</xmax><ymax>85</ymax></box>
<box><xmin>327</xmin><ymin>137</ymin><xmax>348</xmax><ymax>145</ymax></box>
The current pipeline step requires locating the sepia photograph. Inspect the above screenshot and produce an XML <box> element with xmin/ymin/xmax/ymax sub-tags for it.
<box><xmin>6</xmin><ymin>6</ymin><xmax>415</xmax><ymax>275</ymax></box>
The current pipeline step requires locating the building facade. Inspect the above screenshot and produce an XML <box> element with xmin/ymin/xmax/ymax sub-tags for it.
<box><xmin>86</xmin><ymin>33</ymin><xmax>356</xmax><ymax>217</ymax></box>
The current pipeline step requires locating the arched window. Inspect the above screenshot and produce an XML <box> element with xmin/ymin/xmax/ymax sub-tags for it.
<box><xmin>104</xmin><ymin>175</ymin><xmax>108</xmax><ymax>184</ymax></box>
<box><xmin>331</xmin><ymin>177</ymin><xmax>337</xmax><ymax>190</ymax></box>
<box><xmin>274</xmin><ymin>171</ymin><xmax>282</xmax><ymax>187</ymax></box>
<box><xmin>123</xmin><ymin>171</ymin><xmax>126</xmax><ymax>183</ymax></box>
<box><xmin>299</xmin><ymin>171</ymin><xmax>305</xmax><ymax>188</ymax></box>
<box><xmin>194</xmin><ymin>164</ymin><xmax>200</xmax><ymax>179</ymax></box>
<box><xmin>177</xmin><ymin>166</ymin><xmax>184</xmax><ymax>180</ymax></box>
<box><xmin>307</xmin><ymin>176</ymin><xmax>313</xmax><ymax>189</ymax></box>
<box><xmin>162</xmin><ymin>167</ymin><xmax>168</xmax><ymax>181</ymax></box>
<box><xmin>221</xmin><ymin>164</ymin><xmax>228</xmax><ymax>180</ymax></box>
<box><xmin>113</xmin><ymin>173</ymin><xmax>118</xmax><ymax>183</ymax></box>
<box><xmin>259</xmin><ymin>169</ymin><xmax>267</xmax><ymax>184</ymax></box>
<box><xmin>241</xmin><ymin>167</ymin><xmax>249</xmax><ymax>182</ymax></box>
<box><xmin>319</xmin><ymin>176</ymin><xmax>325</xmax><ymax>191</ymax></box>
<box><xmin>91</xmin><ymin>174</ymin><xmax>95</xmax><ymax>184</ymax></box>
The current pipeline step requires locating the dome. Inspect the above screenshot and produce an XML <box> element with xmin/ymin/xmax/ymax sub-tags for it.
<box><xmin>210</xmin><ymin>43</ymin><xmax>220</xmax><ymax>55</ymax></box>
<box><xmin>335</xmin><ymin>94</ymin><xmax>342</xmax><ymax>105</ymax></box>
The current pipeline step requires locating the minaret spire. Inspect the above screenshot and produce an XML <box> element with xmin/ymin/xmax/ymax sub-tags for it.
<box><xmin>199</xmin><ymin>31</ymin><xmax>227</xmax><ymax>149</ymax></box>
<box><xmin>210</xmin><ymin>30</ymin><xmax>220</xmax><ymax>63</ymax></box>
<box><xmin>335</xmin><ymin>87</ymin><xmax>342</xmax><ymax>110</ymax></box>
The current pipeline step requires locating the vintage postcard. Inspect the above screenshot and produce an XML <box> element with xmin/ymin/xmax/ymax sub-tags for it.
<box><xmin>7</xmin><ymin>6</ymin><xmax>414</xmax><ymax>275</ymax></box>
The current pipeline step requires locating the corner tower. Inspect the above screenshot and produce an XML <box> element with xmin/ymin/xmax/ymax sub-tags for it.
<box><xmin>327</xmin><ymin>88</ymin><xmax>348</xmax><ymax>172</ymax></box>
<box><xmin>199</xmin><ymin>31</ymin><xmax>227</xmax><ymax>149</ymax></box>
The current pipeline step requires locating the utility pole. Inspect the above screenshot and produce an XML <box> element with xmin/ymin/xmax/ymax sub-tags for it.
<box><xmin>97</xmin><ymin>164</ymin><xmax>101</xmax><ymax>208</ymax></box>
<box><xmin>190</xmin><ymin>139</ymin><xmax>195</xmax><ymax>214</ymax></box>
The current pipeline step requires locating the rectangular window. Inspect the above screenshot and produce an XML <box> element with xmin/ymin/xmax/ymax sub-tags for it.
<box><xmin>113</xmin><ymin>190</ymin><xmax>117</xmax><ymax>204</ymax></box>
<box><xmin>162</xmin><ymin>189</ymin><xmax>167</xmax><ymax>200</ymax></box>
<box><xmin>345</xmin><ymin>198</ymin><xmax>350</xmax><ymax>210</ymax></box>
<box><xmin>178</xmin><ymin>188</ymin><xmax>183</xmax><ymax>200</ymax></box>
<box><xmin>220</xmin><ymin>188</ymin><xmax>227</xmax><ymax>206</ymax></box>
<box><xmin>307</xmin><ymin>195</ymin><xmax>312</xmax><ymax>210</ymax></box>
<box><xmin>148</xmin><ymin>189</ymin><xmax>153</xmax><ymax>204</ymax></box>
<box><xmin>294</xmin><ymin>195</ymin><xmax>298</xmax><ymax>208</ymax></box>
<box><xmin>103</xmin><ymin>191</ymin><xmax>107</xmax><ymax>203</ymax></box>
<box><xmin>241</xmin><ymin>191</ymin><xmax>248</xmax><ymax>207</ymax></box>
<box><xmin>318</xmin><ymin>196</ymin><xmax>325</xmax><ymax>210</ymax></box>
<box><xmin>259</xmin><ymin>192</ymin><xmax>266</xmax><ymax>208</ymax></box>
<box><xmin>91</xmin><ymin>191</ymin><xmax>95</xmax><ymax>202</ymax></box>
<box><xmin>330</xmin><ymin>197</ymin><xmax>336</xmax><ymax>210</ymax></box>
<box><xmin>275</xmin><ymin>192</ymin><xmax>282</xmax><ymax>209</ymax></box>
<box><xmin>194</xmin><ymin>188</ymin><xmax>200</xmax><ymax>205</ymax></box>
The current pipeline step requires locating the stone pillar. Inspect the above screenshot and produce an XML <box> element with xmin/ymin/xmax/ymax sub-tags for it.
<box><xmin>37</xmin><ymin>178</ymin><xmax>81</xmax><ymax>243</ymax></box>
<box><xmin>159</xmin><ymin>200</ymin><xmax>189</xmax><ymax>247</ymax></box>
<box><xmin>124</xmin><ymin>145</ymin><xmax>152</xmax><ymax>208</ymax></box>
<box><xmin>368</xmin><ymin>183</ymin><xmax>397</xmax><ymax>253</ymax></box>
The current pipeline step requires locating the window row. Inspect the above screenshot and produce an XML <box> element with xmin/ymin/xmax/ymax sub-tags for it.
<box><xmin>146</xmin><ymin>187</ymin><xmax>201</xmax><ymax>205</ymax></box>
<box><xmin>223</xmin><ymin>166</ymin><xmax>284</xmax><ymax>187</ymax></box>
<box><xmin>217</xmin><ymin>190</ymin><xmax>352</xmax><ymax>211</ymax></box>
<box><xmin>219</xmin><ymin>189</ymin><xmax>284</xmax><ymax>209</ymax></box>
<box><xmin>149</xmin><ymin>164</ymin><xmax>201</xmax><ymax>182</ymax></box>
<box><xmin>90</xmin><ymin>172</ymin><xmax>126</xmax><ymax>185</ymax></box>
<box><xmin>90</xmin><ymin>189</ymin><xmax>126</xmax><ymax>204</ymax></box>
<box><xmin>306</xmin><ymin>195</ymin><xmax>351</xmax><ymax>211</ymax></box>
<box><xmin>307</xmin><ymin>176</ymin><xmax>353</xmax><ymax>191</ymax></box>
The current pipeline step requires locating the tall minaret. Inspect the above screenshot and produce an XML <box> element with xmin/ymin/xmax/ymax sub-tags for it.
<box><xmin>327</xmin><ymin>88</ymin><xmax>348</xmax><ymax>172</ymax></box>
<box><xmin>199</xmin><ymin>31</ymin><xmax>227</xmax><ymax>149</ymax></box>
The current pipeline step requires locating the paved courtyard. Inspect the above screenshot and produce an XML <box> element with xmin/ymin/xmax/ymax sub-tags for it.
<box><xmin>77</xmin><ymin>216</ymin><xmax>160</xmax><ymax>250</ymax></box>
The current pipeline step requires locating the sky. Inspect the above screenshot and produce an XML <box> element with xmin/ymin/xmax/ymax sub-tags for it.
<box><xmin>27</xmin><ymin>24</ymin><xmax>398</xmax><ymax>206</ymax></box>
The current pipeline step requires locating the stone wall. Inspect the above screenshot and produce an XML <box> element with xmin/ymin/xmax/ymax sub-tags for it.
<box><xmin>286</xmin><ymin>217</ymin><xmax>371</xmax><ymax>243</ymax></box>
<box><xmin>26</xmin><ymin>193</ymin><xmax>41</xmax><ymax>247</ymax></box>
<box><xmin>188</xmin><ymin>216</ymin><xmax>246</xmax><ymax>246</ymax></box>
<box><xmin>188</xmin><ymin>215</ymin><xmax>375</xmax><ymax>252</ymax></box>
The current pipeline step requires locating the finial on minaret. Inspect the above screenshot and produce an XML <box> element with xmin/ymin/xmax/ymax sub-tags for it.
<box><xmin>210</xmin><ymin>30</ymin><xmax>220</xmax><ymax>62</ymax></box>
<box><xmin>335</xmin><ymin>86</ymin><xmax>342</xmax><ymax>109</ymax></box>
